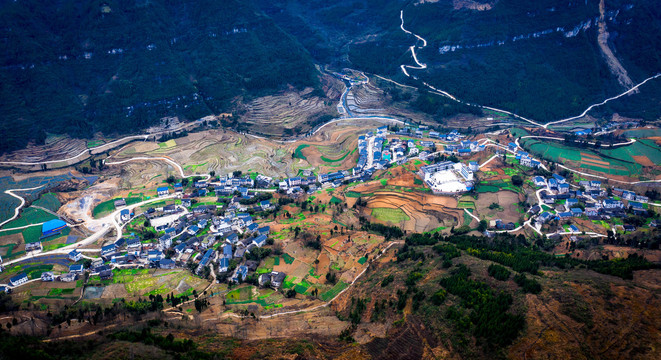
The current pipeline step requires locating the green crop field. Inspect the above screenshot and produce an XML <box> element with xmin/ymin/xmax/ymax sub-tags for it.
<box><xmin>509</xmin><ymin>128</ymin><xmax>530</xmax><ymax>137</ymax></box>
<box><xmin>463</xmin><ymin>210</ymin><xmax>475</xmax><ymax>225</ymax></box>
<box><xmin>183</xmin><ymin>162</ymin><xmax>207</xmax><ymax>172</ymax></box>
<box><xmin>226</xmin><ymin>286</ymin><xmax>253</xmax><ymax>302</ymax></box>
<box><xmin>27</xmin><ymin>265</ymin><xmax>53</xmax><ymax>279</ymax></box>
<box><xmin>32</xmin><ymin>193</ymin><xmax>61</xmax><ymax>212</ymax></box>
<box><xmin>371</xmin><ymin>208</ymin><xmax>410</xmax><ymax>223</ymax></box>
<box><xmin>320</xmin><ymin>281</ymin><xmax>348</xmax><ymax>302</ymax></box>
<box><xmin>345</xmin><ymin>191</ymin><xmax>362</xmax><ymax>198</ymax></box>
<box><xmin>321</xmin><ymin>151</ymin><xmax>350</xmax><ymax>163</ymax></box>
<box><xmin>477</xmin><ymin>185</ymin><xmax>499</xmax><ymax>193</ymax></box>
<box><xmin>93</xmin><ymin>195</ymin><xmax>146</xmax><ymax>218</ymax></box>
<box><xmin>330</xmin><ymin>196</ymin><xmax>343</xmax><ymax>204</ymax></box>
<box><xmin>158</xmin><ymin>139</ymin><xmax>176</xmax><ymax>149</ymax></box>
<box><xmin>623</xmin><ymin>129</ymin><xmax>661</xmax><ymax>138</ymax></box>
<box><xmin>357</xmin><ymin>257</ymin><xmax>367</xmax><ymax>265</ymax></box>
<box><xmin>603</xmin><ymin>139</ymin><xmax>661</xmax><ymax>165</ymax></box>
<box><xmin>282</xmin><ymin>253</ymin><xmax>295</xmax><ymax>264</ymax></box>
<box><xmin>2</xmin><ymin>207</ymin><xmax>58</xmax><ymax>230</ymax></box>
<box><xmin>294</xmin><ymin>280</ymin><xmax>311</xmax><ymax>294</ymax></box>
<box><xmin>282</xmin><ymin>275</ymin><xmax>297</xmax><ymax>289</ymax></box>
<box><xmin>521</xmin><ymin>139</ymin><xmax>642</xmax><ymax>176</ymax></box>
<box><xmin>293</xmin><ymin>144</ymin><xmax>309</xmax><ymax>160</ymax></box>
<box><xmin>92</xmin><ymin>200</ymin><xmax>116</xmax><ymax>218</ymax></box>
<box><xmin>457</xmin><ymin>201</ymin><xmax>475</xmax><ymax>209</ymax></box>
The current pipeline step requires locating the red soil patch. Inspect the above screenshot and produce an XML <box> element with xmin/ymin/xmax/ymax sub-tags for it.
<box><xmin>632</xmin><ymin>155</ymin><xmax>655</xmax><ymax>166</ymax></box>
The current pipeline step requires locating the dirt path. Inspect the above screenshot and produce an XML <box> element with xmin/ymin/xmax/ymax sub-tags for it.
<box><xmin>597</xmin><ymin>0</ymin><xmax>635</xmax><ymax>90</ymax></box>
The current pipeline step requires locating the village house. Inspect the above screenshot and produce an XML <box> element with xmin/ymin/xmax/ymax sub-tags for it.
<box><xmin>68</xmin><ymin>249</ymin><xmax>82</xmax><ymax>262</ymax></box>
<box><xmin>10</xmin><ymin>273</ymin><xmax>28</xmax><ymax>287</ymax></box>
<box><xmin>41</xmin><ymin>272</ymin><xmax>55</xmax><ymax>282</ymax></box>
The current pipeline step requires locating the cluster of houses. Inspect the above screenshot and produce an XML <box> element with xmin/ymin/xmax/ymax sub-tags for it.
<box><xmin>531</xmin><ymin>174</ymin><xmax>653</xmax><ymax>234</ymax></box>
<box><xmin>4</xmin><ymin>249</ymin><xmax>115</xmax><ymax>289</ymax></box>
<box><xmin>507</xmin><ymin>143</ymin><xmax>542</xmax><ymax>169</ymax></box>
<box><xmin>395</xmin><ymin>127</ymin><xmax>464</xmax><ymax>142</ymax></box>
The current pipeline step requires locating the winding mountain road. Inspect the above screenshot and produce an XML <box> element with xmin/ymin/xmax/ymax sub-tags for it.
<box><xmin>397</xmin><ymin>9</ymin><xmax>661</xmax><ymax>130</ymax></box>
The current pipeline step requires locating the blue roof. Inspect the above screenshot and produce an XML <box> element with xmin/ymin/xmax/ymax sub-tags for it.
<box><xmin>258</xmin><ymin>226</ymin><xmax>270</xmax><ymax>234</ymax></box>
<box><xmin>70</xmin><ymin>264</ymin><xmax>83</xmax><ymax>271</ymax></box>
<box><xmin>570</xmin><ymin>225</ymin><xmax>580</xmax><ymax>232</ymax></box>
<box><xmin>10</xmin><ymin>273</ymin><xmax>27</xmax><ymax>282</ymax></box>
<box><xmin>160</xmin><ymin>258</ymin><xmax>174</xmax><ymax>266</ymax></box>
<box><xmin>157</xmin><ymin>187</ymin><xmax>169</xmax><ymax>192</ymax></box>
<box><xmin>69</xmin><ymin>249</ymin><xmax>80</xmax><ymax>256</ymax></box>
<box><xmin>570</xmin><ymin>208</ymin><xmax>583</xmax><ymax>213</ymax></box>
<box><xmin>254</xmin><ymin>234</ymin><xmax>267</xmax><ymax>246</ymax></box>
<box><xmin>223</xmin><ymin>244</ymin><xmax>232</xmax><ymax>256</ymax></box>
<box><xmin>42</xmin><ymin>219</ymin><xmax>66</xmax><ymax>233</ymax></box>
<box><xmin>219</xmin><ymin>257</ymin><xmax>229</xmax><ymax>267</ymax></box>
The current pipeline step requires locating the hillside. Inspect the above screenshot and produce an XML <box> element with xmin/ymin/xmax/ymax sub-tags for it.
<box><xmin>0</xmin><ymin>0</ymin><xmax>320</xmax><ymax>153</ymax></box>
<box><xmin>259</xmin><ymin>0</ymin><xmax>661</xmax><ymax>124</ymax></box>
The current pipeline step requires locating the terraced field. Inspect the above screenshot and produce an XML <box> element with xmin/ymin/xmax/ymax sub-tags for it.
<box><xmin>364</xmin><ymin>190</ymin><xmax>461</xmax><ymax>232</ymax></box>
<box><xmin>239</xmin><ymin>78</ymin><xmax>341</xmax><ymax>136</ymax></box>
<box><xmin>371</xmin><ymin>207</ymin><xmax>410</xmax><ymax>223</ymax></box>
<box><xmin>521</xmin><ymin>138</ymin><xmax>645</xmax><ymax>177</ymax></box>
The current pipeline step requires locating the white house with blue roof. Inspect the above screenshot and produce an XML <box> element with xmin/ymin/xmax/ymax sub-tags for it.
<box><xmin>68</xmin><ymin>249</ymin><xmax>82</xmax><ymax>262</ymax></box>
<box><xmin>10</xmin><ymin>273</ymin><xmax>28</xmax><ymax>287</ymax></box>
<box><xmin>252</xmin><ymin>234</ymin><xmax>268</xmax><ymax>247</ymax></box>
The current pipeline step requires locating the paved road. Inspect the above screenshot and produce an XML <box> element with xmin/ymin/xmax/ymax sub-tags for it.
<box><xmin>1</xmin><ymin>193</ymin><xmax>179</xmax><ymax>268</ymax></box>
<box><xmin>0</xmin><ymin>185</ymin><xmax>45</xmax><ymax>228</ymax></box>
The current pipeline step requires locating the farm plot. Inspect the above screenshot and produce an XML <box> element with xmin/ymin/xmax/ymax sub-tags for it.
<box><xmin>32</xmin><ymin>193</ymin><xmax>61</xmax><ymax>212</ymax></box>
<box><xmin>522</xmin><ymin>139</ymin><xmax>639</xmax><ymax>176</ymax></box>
<box><xmin>602</xmin><ymin>140</ymin><xmax>661</xmax><ymax>167</ymax></box>
<box><xmin>371</xmin><ymin>208</ymin><xmax>410</xmax><ymax>223</ymax></box>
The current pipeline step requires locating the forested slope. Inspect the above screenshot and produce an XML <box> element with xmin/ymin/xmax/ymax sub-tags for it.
<box><xmin>0</xmin><ymin>0</ymin><xmax>320</xmax><ymax>153</ymax></box>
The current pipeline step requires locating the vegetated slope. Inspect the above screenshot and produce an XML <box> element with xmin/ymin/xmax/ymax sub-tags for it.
<box><xmin>0</xmin><ymin>0</ymin><xmax>320</xmax><ymax>154</ymax></box>
<box><xmin>336</xmin><ymin>232</ymin><xmax>661</xmax><ymax>359</ymax></box>
<box><xmin>261</xmin><ymin>0</ymin><xmax>661</xmax><ymax>124</ymax></box>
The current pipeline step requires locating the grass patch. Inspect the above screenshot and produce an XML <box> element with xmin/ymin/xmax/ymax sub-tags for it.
<box><xmin>282</xmin><ymin>253</ymin><xmax>295</xmax><ymax>264</ymax></box>
<box><xmin>371</xmin><ymin>208</ymin><xmax>410</xmax><ymax>223</ymax></box>
<box><xmin>320</xmin><ymin>281</ymin><xmax>348</xmax><ymax>302</ymax></box>
<box><xmin>32</xmin><ymin>193</ymin><xmax>61</xmax><ymax>212</ymax></box>
<box><xmin>293</xmin><ymin>144</ymin><xmax>309</xmax><ymax>160</ymax></box>
<box><xmin>321</xmin><ymin>151</ymin><xmax>350</xmax><ymax>163</ymax></box>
